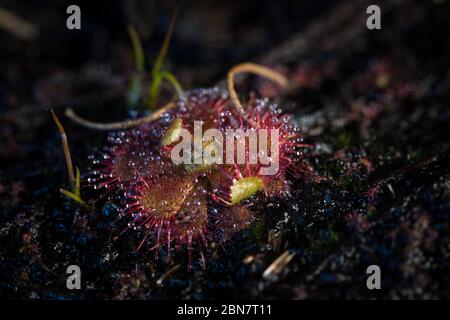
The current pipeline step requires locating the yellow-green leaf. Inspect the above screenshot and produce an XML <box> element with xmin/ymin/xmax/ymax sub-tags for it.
<box><xmin>161</xmin><ymin>117</ymin><xmax>183</xmax><ymax>146</ymax></box>
<box><xmin>60</xmin><ymin>188</ymin><xmax>85</xmax><ymax>205</ymax></box>
<box><xmin>230</xmin><ymin>177</ymin><xmax>264</xmax><ymax>205</ymax></box>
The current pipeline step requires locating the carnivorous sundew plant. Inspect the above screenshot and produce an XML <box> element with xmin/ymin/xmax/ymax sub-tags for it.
<box><xmin>54</xmin><ymin>62</ymin><xmax>316</xmax><ymax>267</ymax></box>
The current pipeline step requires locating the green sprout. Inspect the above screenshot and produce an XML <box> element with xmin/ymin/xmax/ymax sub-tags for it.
<box><xmin>127</xmin><ymin>25</ymin><xmax>145</xmax><ymax>72</ymax></box>
<box><xmin>51</xmin><ymin>110</ymin><xmax>86</xmax><ymax>205</ymax></box>
<box><xmin>148</xmin><ymin>70</ymin><xmax>183</xmax><ymax>110</ymax></box>
<box><xmin>126</xmin><ymin>25</ymin><xmax>145</xmax><ymax>107</ymax></box>
<box><xmin>126</xmin><ymin>7</ymin><xmax>183</xmax><ymax>110</ymax></box>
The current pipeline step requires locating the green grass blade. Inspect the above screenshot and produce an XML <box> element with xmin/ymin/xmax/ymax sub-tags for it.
<box><xmin>151</xmin><ymin>7</ymin><xmax>177</xmax><ymax>78</ymax></box>
<box><xmin>74</xmin><ymin>167</ymin><xmax>81</xmax><ymax>197</ymax></box>
<box><xmin>148</xmin><ymin>70</ymin><xmax>183</xmax><ymax>110</ymax></box>
<box><xmin>127</xmin><ymin>25</ymin><xmax>145</xmax><ymax>72</ymax></box>
<box><xmin>148</xmin><ymin>71</ymin><xmax>164</xmax><ymax>110</ymax></box>
<box><xmin>60</xmin><ymin>188</ymin><xmax>85</xmax><ymax>205</ymax></box>
<box><xmin>162</xmin><ymin>71</ymin><xmax>183</xmax><ymax>97</ymax></box>
<box><xmin>127</xmin><ymin>75</ymin><xmax>142</xmax><ymax>107</ymax></box>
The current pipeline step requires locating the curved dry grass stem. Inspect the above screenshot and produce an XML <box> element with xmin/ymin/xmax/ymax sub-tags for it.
<box><xmin>51</xmin><ymin>110</ymin><xmax>75</xmax><ymax>184</ymax></box>
<box><xmin>65</xmin><ymin>101</ymin><xmax>176</xmax><ymax>130</ymax></box>
<box><xmin>227</xmin><ymin>62</ymin><xmax>289</xmax><ymax>115</ymax></box>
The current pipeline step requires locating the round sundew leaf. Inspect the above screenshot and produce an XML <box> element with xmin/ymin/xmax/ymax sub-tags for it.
<box><xmin>230</xmin><ymin>176</ymin><xmax>264</xmax><ymax>205</ymax></box>
<box><xmin>139</xmin><ymin>170</ymin><xmax>195</xmax><ymax>219</ymax></box>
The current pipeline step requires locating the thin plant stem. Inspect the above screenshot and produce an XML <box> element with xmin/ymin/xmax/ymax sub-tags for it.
<box><xmin>64</xmin><ymin>101</ymin><xmax>176</xmax><ymax>130</ymax></box>
<box><xmin>227</xmin><ymin>62</ymin><xmax>289</xmax><ymax>116</ymax></box>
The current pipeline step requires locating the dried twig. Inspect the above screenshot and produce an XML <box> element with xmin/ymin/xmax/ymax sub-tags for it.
<box><xmin>262</xmin><ymin>250</ymin><xmax>296</xmax><ymax>279</ymax></box>
<box><xmin>156</xmin><ymin>264</ymin><xmax>180</xmax><ymax>286</ymax></box>
<box><xmin>65</xmin><ymin>101</ymin><xmax>176</xmax><ymax>130</ymax></box>
<box><xmin>0</xmin><ymin>7</ymin><xmax>38</xmax><ymax>40</ymax></box>
<box><xmin>227</xmin><ymin>62</ymin><xmax>289</xmax><ymax>116</ymax></box>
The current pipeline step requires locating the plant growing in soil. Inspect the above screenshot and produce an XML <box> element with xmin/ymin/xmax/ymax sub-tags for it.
<box><xmin>54</xmin><ymin>62</ymin><xmax>315</xmax><ymax>266</ymax></box>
